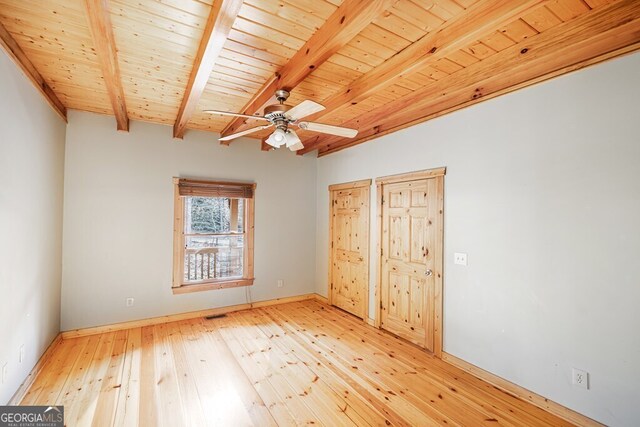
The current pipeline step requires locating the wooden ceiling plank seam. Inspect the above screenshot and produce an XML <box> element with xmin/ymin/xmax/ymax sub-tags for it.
<box><xmin>173</xmin><ymin>0</ymin><xmax>244</xmax><ymax>139</ymax></box>
<box><xmin>546</xmin><ymin>0</ymin><xmax>591</xmax><ymax>21</ymax></box>
<box><xmin>227</xmin><ymin>28</ymin><xmax>297</xmax><ymax>59</ymax></box>
<box><xmin>218</xmin><ymin>49</ymin><xmax>281</xmax><ymax>73</ymax></box>
<box><xmin>110</xmin><ymin>0</ymin><xmax>208</xmax><ymax>31</ymax></box>
<box><xmin>372</xmin><ymin>11</ymin><xmax>426</xmax><ymax>43</ymax></box>
<box><xmin>361</xmin><ymin>23</ymin><xmax>412</xmax><ymax>52</ymax></box>
<box><xmin>238</xmin><ymin>3</ymin><xmax>316</xmax><ymax>40</ymax></box>
<box><xmin>279</xmin><ymin>0</ymin><xmax>340</xmax><ymax>21</ymax></box>
<box><xmin>297</xmin><ymin>0</ymin><xmax>550</xmax><ymax>151</ymax></box>
<box><xmin>231</xmin><ymin>17</ymin><xmax>306</xmax><ymax>51</ymax></box>
<box><xmin>313</xmin><ymin>0</ymin><xmax>640</xmax><ymax>155</ymax></box>
<box><xmin>390</xmin><ymin>0</ymin><xmax>446</xmax><ymax>33</ymax></box>
<box><xmin>0</xmin><ymin>20</ymin><xmax>67</xmax><ymax>121</ymax></box>
<box><xmin>223</xmin><ymin>38</ymin><xmax>289</xmax><ymax>66</ymax></box>
<box><xmin>241</xmin><ymin>0</ymin><xmax>328</xmax><ymax>32</ymax></box>
<box><xmin>109</xmin><ymin>4</ymin><xmax>206</xmax><ymax>39</ymax></box>
<box><xmin>84</xmin><ymin>0</ymin><xmax>129</xmax><ymax>131</ymax></box>
<box><xmin>219</xmin><ymin>0</ymin><xmax>400</xmax><ymax>144</ymax></box>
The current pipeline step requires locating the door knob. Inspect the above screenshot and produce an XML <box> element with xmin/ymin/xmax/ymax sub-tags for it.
<box><xmin>425</xmin><ymin>269</ymin><xmax>433</xmax><ymax>277</ymax></box>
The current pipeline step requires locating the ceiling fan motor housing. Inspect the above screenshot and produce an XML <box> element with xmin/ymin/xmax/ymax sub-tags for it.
<box><xmin>264</xmin><ymin>103</ymin><xmax>292</xmax><ymax>130</ymax></box>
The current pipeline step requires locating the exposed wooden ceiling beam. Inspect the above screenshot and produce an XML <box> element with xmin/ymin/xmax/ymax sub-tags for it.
<box><xmin>0</xmin><ymin>22</ymin><xmax>67</xmax><ymax>122</ymax></box>
<box><xmin>84</xmin><ymin>0</ymin><xmax>129</xmax><ymax>131</ymax></box>
<box><xmin>297</xmin><ymin>0</ymin><xmax>549</xmax><ymax>154</ymax></box>
<box><xmin>173</xmin><ymin>0</ymin><xmax>244</xmax><ymax>139</ymax></box>
<box><xmin>173</xmin><ymin>0</ymin><xmax>242</xmax><ymax>138</ymax></box>
<box><xmin>310</xmin><ymin>0</ymin><xmax>640</xmax><ymax>156</ymax></box>
<box><xmin>219</xmin><ymin>0</ymin><xmax>399</xmax><ymax>144</ymax></box>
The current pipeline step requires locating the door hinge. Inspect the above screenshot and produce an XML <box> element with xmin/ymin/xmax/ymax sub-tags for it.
<box><xmin>380</xmin><ymin>301</ymin><xmax>383</xmax><ymax>309</ymax></box>
<box><xmin>380</xmin><ymin>248</ymin><xmax>383</xmax><ymax>256</ymax></box>
<box><xmin>381</xmin><ymin>196</ymin><xmax>385</xmax><ymax>205</ymax></box>
<box><xmin>331</xmin><ymin>241</ymin><xmax>334</xmax><ymax>249</ymax></box>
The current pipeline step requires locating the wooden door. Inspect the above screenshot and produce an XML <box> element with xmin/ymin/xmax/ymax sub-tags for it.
<box><xmin>379</xmin><ymin>173</ymin><xmax>443</xmax><ymax>352</ymax></box>
<box><xmin>329</xmin><ymin>180</ymin><xmax>371</xmax><ymax>320</ymax></box>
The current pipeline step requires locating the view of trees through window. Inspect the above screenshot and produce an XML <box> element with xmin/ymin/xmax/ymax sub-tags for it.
<box><xmin>183</xmin><ymin>197</ymin><xmax>245</xmax><ymax>282</ymax></box>
<box><xmin>186</xmin><ymin>197</ymin><xmax>244</xmax><ymax>234</ymax></box>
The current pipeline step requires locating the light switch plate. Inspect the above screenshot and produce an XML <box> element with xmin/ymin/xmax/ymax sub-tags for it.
<box><xmin>454</xmin><ymin>252</ymin><xmax>468</xmax><ymax>266</ymax></box>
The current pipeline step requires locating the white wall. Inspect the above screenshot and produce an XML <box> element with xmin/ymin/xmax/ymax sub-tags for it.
<box><xmin>315</xmin><ymin>52</ymin><xmax>640</xmax><ymax>426</ymax></box>
<box><xmin>0</xmin><ymin>52</ymin><xmax>66</xmax><ymax>403</ymax></box>
<box><xmin>61</xmin><ymin>111</ymin><xmax>316</xmax><ymax>331</ymax></box>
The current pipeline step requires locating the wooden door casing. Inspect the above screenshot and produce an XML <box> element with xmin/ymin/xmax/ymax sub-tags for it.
<box><xmin>377</xmin><ymin>169</ymin><xmax>444</xmax><ymax>354</ymax></box>
<box><xmin>329</xmin><ymin>180</ymin><xmax>371</xmax><ymax>320</ymax></box>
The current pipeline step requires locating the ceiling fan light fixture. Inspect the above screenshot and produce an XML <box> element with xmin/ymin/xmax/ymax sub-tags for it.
<box><xmin>273</xmin><ymin>128</ymin><xmax>286</xmax><ymax>143</ymax></box>
<box><xmin>266</xmin><ymin>128</ymin><xmax>287</xmax><ymax>148</ymax></box>
<box><xmin>285</xmin><ymin>129</ymin><xmax>301</xmax><ymax>148</ymax></box>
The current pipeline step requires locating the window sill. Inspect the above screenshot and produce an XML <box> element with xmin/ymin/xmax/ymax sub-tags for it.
<box><xmin>172</xmin><ymin>278</ymin><xmax>254</xmax><ymax>295</ymax></box>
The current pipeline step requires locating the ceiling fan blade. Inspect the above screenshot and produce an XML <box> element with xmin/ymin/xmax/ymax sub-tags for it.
<box><xmin>297</xmin><ymin>121</ymin><xmax>358</xmax><ymax>138</ymax></box>
<box><xmin>219</xmin><ymin>124</ymin><xmax>273</xmax><ymax>142</ymax></box>
<box><xmin>288</xmin><ymin>141</ymin><xmax>304</xmax><ymax>151</ymax></box>
<box><xmin>204</xmin><ymin>110</ymin><xmax>269</xmax><ymax>121</ymax></box>
<box><xmin>286</xmin><ymin>100</ymin><xmax>325</xmax><ymax>121</ymax></box>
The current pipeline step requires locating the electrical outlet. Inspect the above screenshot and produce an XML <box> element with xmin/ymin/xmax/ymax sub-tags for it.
<box><xmin>454</xmin><ymin>252</ymin><xmax>468</xmax><ymax>266</ymax></box>
<box><xmin>126</xmin><ymin>298</ymin><xmax>135</xmax><ymax>307</ymax></box>
<box><xmin>19</xmin><ymin>345</ymin><xmax>24</xmax><ymax>364</ymax></box>
<box><xmin>277</xmin><ymin>280</ymin><xmax>284</xmax><ymax>288</ymax></box>
<box><xmin>572</xmin><ymin>368</ymin><xmax>589</xmax><ymax>389</ymax></box>
<box><xmin>2</xmin><ymin>363</ymin><xmax>7</xmax><ymax>384</ymax></box>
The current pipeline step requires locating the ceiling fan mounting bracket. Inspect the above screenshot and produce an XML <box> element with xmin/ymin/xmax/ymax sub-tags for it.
<box><xmin>275</xmin><ymin>89</ymin><xmax>290</xmax><ymax>104</ymax></box>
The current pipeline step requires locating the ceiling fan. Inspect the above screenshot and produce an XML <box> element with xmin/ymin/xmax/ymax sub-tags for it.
<box><xmin>204</xmin><ymin>90</ymin><xmax>358</xmax><ymax>151</ymax></box>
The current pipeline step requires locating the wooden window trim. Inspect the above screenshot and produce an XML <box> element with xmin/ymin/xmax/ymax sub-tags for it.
<box><xmin>172</xmin><ymin>177</ymin><xmax>255</xmax><ymax>293</ymax></box>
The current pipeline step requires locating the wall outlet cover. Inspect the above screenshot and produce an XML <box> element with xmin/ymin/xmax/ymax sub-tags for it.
<box><xmin>572</xmin><ymin>368</ymin><xmax>589</xmax><ymax>389</ymax></box>
<box><xmin>454</xmin><ymin>252</ymin><xmax>468</xmax><ymax>266</ymax></box>
<box><xmin>126</xmin><ymin>297</ymin><xmax>135</xmax><ymax>307</ymax></box>
<box><xmin>277</xmin><ymin>280</ymin><xmax>284</xmax><ymax>288</ymax></box>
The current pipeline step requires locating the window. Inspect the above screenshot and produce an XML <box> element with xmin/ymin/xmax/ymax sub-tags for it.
<box><xmin>172</xmin><ymin>178</ymin><xmax>255</xmax><ymax>294</ymax></box>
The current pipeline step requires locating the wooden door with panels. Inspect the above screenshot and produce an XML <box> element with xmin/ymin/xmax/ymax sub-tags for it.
<box><xmin>376</xmin><ymin>168</ymin><xmax>445</xmax><ymax>355</ymax></box>
<box><xmin>329</xmin><ymin>179</ymin><xmax>371</xmax><ymax>320</ymax></box>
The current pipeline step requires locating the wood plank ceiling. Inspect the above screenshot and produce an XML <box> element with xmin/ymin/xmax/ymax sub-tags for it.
<box><xmin>0</xmin><ymin>0</ymin><xmax>638</xmax><ymax>156</ymax></box>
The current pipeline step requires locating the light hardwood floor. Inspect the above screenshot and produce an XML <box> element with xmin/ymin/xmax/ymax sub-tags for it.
<box><xmin>19</xmin><ymin>300</ymin><xmax>573</xmax><ymax>426</ymax></box>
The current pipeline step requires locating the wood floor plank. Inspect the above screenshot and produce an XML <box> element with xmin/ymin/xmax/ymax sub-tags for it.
<box><xmin>165</xmin><ymin>321</ymin><xmax>207</xmax><ymax>427</ymax></box>
<box><xmin>92</xmin><ymin>330</ymin><xmax>129</xmax><ymax>426</ymax></box>
<box><xmin>152</xmin><ymin>322</ymin><xmax>186</xmax><ymax>426</ymax></box>
<box><xmin>234</xmin><ymin>310</ymin><xmax>374</xmax><ymax>427</ymax></box>
<box><xmin>286</xmin><ymin>301</ymin><xmax>572</xmax><ymax>427</ymax></box>
<box><xmin>217</xmin><ymin>312</ymin><xmax>324</xmax><ymax>425</ymax></box>
<box><xmin>139</xmin><ymin>326</ymin><xmax>160</xmax><ymax>426</ymax></box>
<box><xmin>65</xmin><ymin>332</ymin><xmax>117</xmax><ymax>426</ymax></box>
<box><xmin>20</xmin><ymin>337</ymin><xmax>87</xmax><ymax>405</ymax></box>
<box><xmin>273</xmin><ymin>303</ymin><xmax>501</xmax><ymax>425</ymax></box>
<box><xmin>114</xmin><ymin>327</ymin><xmax>141</xmax><ymax>427</ymax></box>
<box><xmin>20</xmin><ymin>300</ymin><xmax>580</xmax><ymax>426</ymax></box>
<box><xmin>239</xmin><ymin>309</ymin><xmax>397</xmax><ymax>427</ymax></box>
<box><xmin>262</xmin><ymin>305</ymin><xmax>454</xmax><ymax>426</ymax></box>
<box><xmin>189</xmin><ymin>318</ymin><xmax>278</xmax><ymax>426</ymax></box>
<box><xmin>57</xmin><ymin>334</ymin><xmax>102</xmax><ymax>410</ymax></box>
